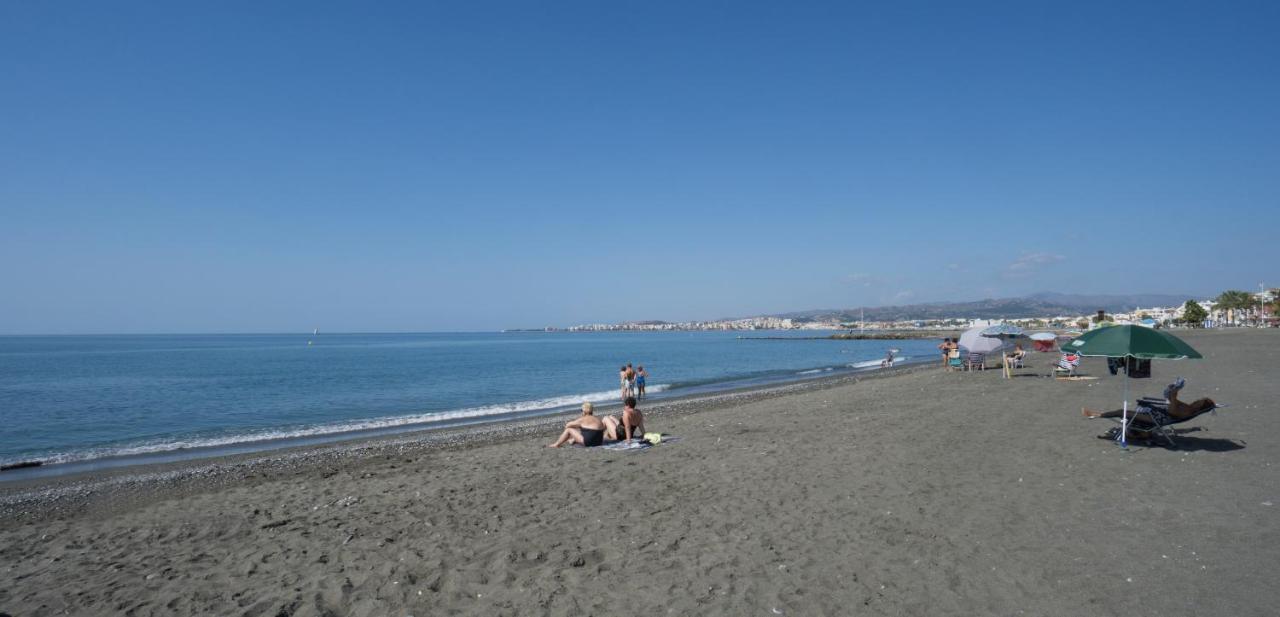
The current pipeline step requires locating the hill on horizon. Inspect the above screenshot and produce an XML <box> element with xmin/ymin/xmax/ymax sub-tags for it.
<box><xmin>771</xmin><ymin>292</ymin><xmax>1202</xmax><ymax>323</ymax></box>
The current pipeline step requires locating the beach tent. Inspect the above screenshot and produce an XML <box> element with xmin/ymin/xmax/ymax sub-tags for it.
<box><xmin>1030</xmin><ymin>332</ymin><xmax>1057</xmax><ymax>352</ymax></box>
<box><xmin>1063</xmin><ymin>325</ymin><xmax>1202</xmax><ymax>447</ymax></box>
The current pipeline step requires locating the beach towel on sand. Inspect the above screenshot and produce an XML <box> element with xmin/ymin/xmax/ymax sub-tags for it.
<box><xmin>601</xmin><ymin>440</ymin><xmax>651</xmax><ymax>451</ymax></box>
<box><xmin>599</xmin><ymin>436</ymin><xmax>679</xmax><ymax>451</ymax></box>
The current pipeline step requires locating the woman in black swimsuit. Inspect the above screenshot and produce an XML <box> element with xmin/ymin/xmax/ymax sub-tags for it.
<box><xmin>548</xmin><ymin>402</ymin><xmax>608</xmax><ymax>448</ymax></box>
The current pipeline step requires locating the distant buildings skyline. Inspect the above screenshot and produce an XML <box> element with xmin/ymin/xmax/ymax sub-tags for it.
<box><xmin>549</xmin><ymin>289</ymin><xmax>1278</xmax><ymax>333</ymax></box>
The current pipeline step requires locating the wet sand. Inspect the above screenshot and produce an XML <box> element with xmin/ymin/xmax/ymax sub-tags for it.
<box><xmin>2</xmin><ymin>329</ymin><xmax>1278</xmax><ymax>616</ymax></box>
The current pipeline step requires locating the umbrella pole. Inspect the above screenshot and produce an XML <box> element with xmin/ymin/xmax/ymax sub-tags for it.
<box><xmin>1119</xmin><ymin>366</ymin><xmax>1129</xmax><ymax>449</ymax></box>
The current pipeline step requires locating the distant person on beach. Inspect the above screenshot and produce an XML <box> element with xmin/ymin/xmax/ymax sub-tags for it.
<box><xmin>881</xmin><ymin>349</ymin><xmax>896</xmax><ymax>368</ymax></box>
<box><xmin>636</xmin><ymin>365</ymin><xmax>648</xmax><ymax>398</ymax></box>
<box><xmin>938</xmin><ymin>338</ymin><xmax>953</xmax><ymax>366</ymax></box>
<box><xmin>604</xmin><ymin>396</ymin><xmax>646</xmax><ymax>441</ymax></box>
<box><xmin>548</xmin><ymin>402</ymin><xmax>607</xmax><ymax>448</ymax></box>
<box><xmin>1004</xmin><ymin>343</ymin><xmax>1026</xmax><ymax>370</ymax></box>
<box><xmin>619</xmin><ymin>365</ymin><xmax>632</xmax><ymax>399</ymax></box>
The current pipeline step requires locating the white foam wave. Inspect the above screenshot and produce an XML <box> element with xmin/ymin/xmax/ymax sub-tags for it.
<box><xmin>20</xmin><ymin>384</ymin><xmax>671</xmax><ymax>466</ymax></box>
<box><xmin>847</xmin><ymin>356</ymin><xmax>909</xmax><ymax>369</ymax></box>
<box><xmin>796</xmin><ymin>367</ymin><xmax>835</xmax><ymax>375</ymax></box>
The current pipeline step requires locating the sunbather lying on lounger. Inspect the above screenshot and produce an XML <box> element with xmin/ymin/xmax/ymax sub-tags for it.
<box><xmin>1082</xmin><ymin>377</ymin><xmax>1216</xmax><ymax>428</ymax></box>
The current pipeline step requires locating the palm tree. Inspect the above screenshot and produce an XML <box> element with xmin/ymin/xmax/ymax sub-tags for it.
<box><xmin>1216</xmin><ymin>290</ymin><xmax>1256</xmax><ymax>325</ymax></box>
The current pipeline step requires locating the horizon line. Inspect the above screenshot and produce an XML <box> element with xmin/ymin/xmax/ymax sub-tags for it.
<box><xmin>0</xmin><ymin>291</ymin><xmax>1230</xmax><ymax>337</ymax></box>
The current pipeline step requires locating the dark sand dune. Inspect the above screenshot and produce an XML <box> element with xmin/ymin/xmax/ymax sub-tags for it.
<box><xmin>2</xmin><ymin>329</ymin><xmax>1278</xmax><ymax>616</ymax></box>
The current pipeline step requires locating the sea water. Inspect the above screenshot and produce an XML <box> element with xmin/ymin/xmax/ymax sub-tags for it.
<box><xmin>0</xmin><ymin>332</ymin><xmax>939</xmax><ymax>468</ymax></box>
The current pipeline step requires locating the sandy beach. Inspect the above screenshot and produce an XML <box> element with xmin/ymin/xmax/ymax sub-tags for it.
<box><xmin>2</xmin><ymin>329</ymin><xmax>1278</xmax><ymax>616</ymax></box>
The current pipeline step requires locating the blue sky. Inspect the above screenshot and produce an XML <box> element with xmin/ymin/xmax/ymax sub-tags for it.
<box><xmin>2</xmin><ymin>1</ymin><xmax>1277</xmax><ymax>333</ymax></box>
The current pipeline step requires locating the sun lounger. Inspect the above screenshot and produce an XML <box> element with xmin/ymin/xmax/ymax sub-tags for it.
<box><xmin>1109</xmin><ymin>398</ymin><xmax>1224</xmax><ymax>447</ymax></box>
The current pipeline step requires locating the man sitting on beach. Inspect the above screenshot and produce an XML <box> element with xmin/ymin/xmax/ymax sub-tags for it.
<box><xmin>603</xmin><ymin>396</ymin><xmax>645</xmax><ymax>441</ymax></box>
<box><xmin>1004</xmin><ymin>343</ymin><xmax>1026</xmax><ymax>370</ymax></box>
<box><xmin>548</xmin><ymin>402</ymin><xmax>608</xmax><ymax>448</ymax></box>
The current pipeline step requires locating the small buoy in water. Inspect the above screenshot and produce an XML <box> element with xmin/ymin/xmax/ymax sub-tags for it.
<box><xmin>308</xmin><ymin>340</ymin><xmax>313</xmax><ymax>346</ymax></box>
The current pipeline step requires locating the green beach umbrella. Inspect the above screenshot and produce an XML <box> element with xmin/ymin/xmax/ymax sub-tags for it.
<box><xmin>1064</xmin><ymin>325</ymin><xmax>1202</xmax><ymax>360</ymax></box>
<box><xmin>1064</xmin><ymin>325</ymin><xmax>1202</xmax><ymax>447</ymax></box>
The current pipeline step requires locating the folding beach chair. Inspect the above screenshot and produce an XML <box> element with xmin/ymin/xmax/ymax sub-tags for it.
<box><xmin>1110</xmin><ymin>397</ymin><xmax>1225</xmax><ymax>447</ymax></box>
<box><xmin>965</xmin><ymin>352</ymin><xmax>986</xmax><ymax>371</ymax></box>
<box><xmin>1053</xmin><ymin>352</ymin><xmax>1081</xmax><ymax>377</ymax></box>
<box><xmin>947</xmin><ymin>349</ymin><xmax>963</xmax><ymax>370</ymax></box>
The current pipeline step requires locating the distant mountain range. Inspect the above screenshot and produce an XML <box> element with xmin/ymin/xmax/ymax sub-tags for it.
<box><xmin>771</xmin><ymin>292</ymin><xmax>1202</xmax><ymax>323</ymax></box>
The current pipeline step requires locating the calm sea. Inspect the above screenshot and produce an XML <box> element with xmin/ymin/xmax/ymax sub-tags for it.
<box><xmin>0</xmin><ymin>332</ymin><xmax>937</xmax><ymax>468</ymax></box>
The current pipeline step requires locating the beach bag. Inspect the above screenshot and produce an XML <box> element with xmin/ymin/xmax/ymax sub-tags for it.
<box><xmin>1126</xmin><ymin>358</ymin><xmax>1151</xmax><ymax>378</ymax></box>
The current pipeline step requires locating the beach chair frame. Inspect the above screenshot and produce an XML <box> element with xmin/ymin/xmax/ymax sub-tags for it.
<box><xmin>1053</xmin><ymin>353</ymin><xmax>1081</xmax><ymax>378</ymax></box>
<box><xmin>1109</xmin><ymin>397</ymin><xmax>1223</xmax><ymax>447</ymax></box>
<box><xmin>966</xmin><ymin>352</ymin><xmax>986</xmax><ymax>371</ymax></box>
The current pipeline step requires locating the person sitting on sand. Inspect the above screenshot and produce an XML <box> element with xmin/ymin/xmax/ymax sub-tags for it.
<box><xmin>1083</xmin><ymin>377</ymin><xmax>1216</xmax><ymax>432</ymax></box>
<box><xmin>548</xmin><ymin>402</ymin><xmax>608</xmax><ymax>448</ymax></box>
<box><xmin>603</xmin><ymin>396</ymin><xmax>645</xmax><ymax>441</ymax></box>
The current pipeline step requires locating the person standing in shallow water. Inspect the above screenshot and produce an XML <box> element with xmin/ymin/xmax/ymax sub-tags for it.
<box><xmin>619</xmin><ymin>365</ymin><xmax>631</xmax><ymax>399</ymax></box>
<box><xmin>635</xmin><ymin>365</ymin><xmax>648</xmax><ymax>398</ymax></box>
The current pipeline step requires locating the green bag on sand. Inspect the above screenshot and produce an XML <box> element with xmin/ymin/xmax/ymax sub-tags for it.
<box><xmin>643</xmin><ymin>432</ymin><xmax>662</xmax><ymax>445</ymax></box>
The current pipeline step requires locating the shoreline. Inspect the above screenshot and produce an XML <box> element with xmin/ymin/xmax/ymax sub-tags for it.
<box><xmin>0</xmin><ymin>359</ymin><xmax>937</xmax><ymax>523</ymax></box>
<box><xmin>0</xmin><ymin>344</ymin><xmax>934</xmax><ymax>476</ymax></box>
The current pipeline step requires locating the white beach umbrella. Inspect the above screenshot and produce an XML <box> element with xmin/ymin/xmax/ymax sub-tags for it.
<box><xmin>957</xmin><ymin>326</ymin><xmax>1008</xmax><ymax>356</ymax></box>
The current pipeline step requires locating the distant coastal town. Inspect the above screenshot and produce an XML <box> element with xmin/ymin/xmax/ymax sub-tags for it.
<box><xmin>508</xmin><ymin>288</ymin><xmax>1279</xmax><ymax>333</ymax></box>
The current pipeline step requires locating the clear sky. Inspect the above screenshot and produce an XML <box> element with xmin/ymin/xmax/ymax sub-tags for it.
<box><xmin>2</xmin><ymin>1</ymin><xmax>1277</xmax><ymax>333</ymax></box>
